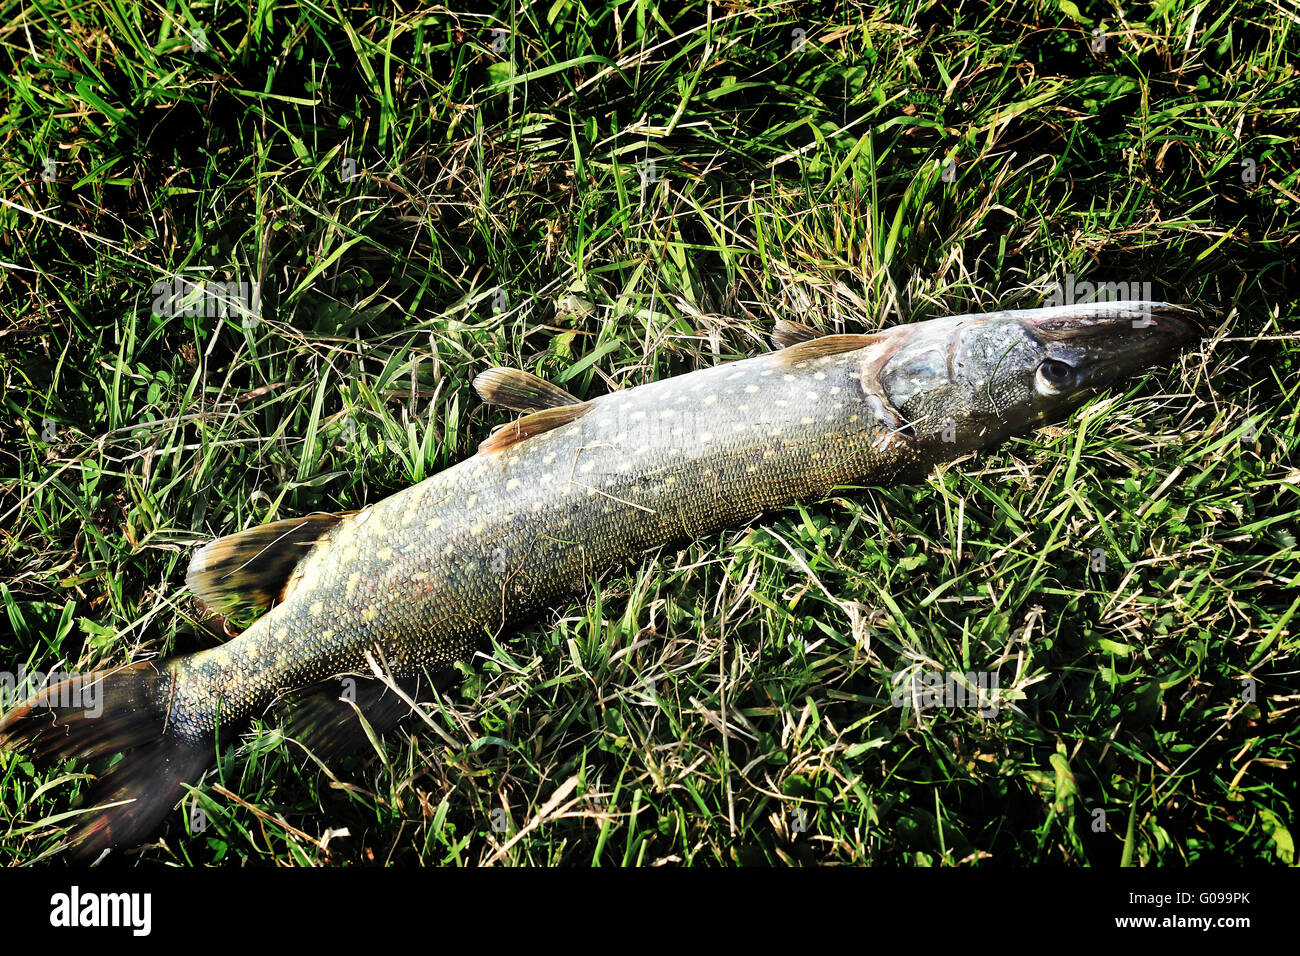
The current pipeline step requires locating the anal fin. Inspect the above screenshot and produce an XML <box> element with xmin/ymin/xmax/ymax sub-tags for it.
<box><xmin>282</xmin><ymin>671</ymin><xmax>459</xmax><ymax>763</ymax></box>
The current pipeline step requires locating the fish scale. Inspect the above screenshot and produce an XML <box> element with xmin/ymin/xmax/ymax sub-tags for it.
<box><xmin>167</xmin><ymin>346</ymin><xmax>910</xmax><ymax>741</ymax></box>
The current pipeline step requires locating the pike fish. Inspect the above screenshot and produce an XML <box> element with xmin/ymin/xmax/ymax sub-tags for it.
<box><xmin>0</xmin><ymin>301</ymin><xmax>1197</xmax><ymax>858</ymax></box>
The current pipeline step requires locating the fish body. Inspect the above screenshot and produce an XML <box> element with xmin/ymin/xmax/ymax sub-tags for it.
<box><xmin>0</xmin><ymin>301</ymin><xmax>1198</xmax><ymax>858</ymax></box>
<box><xmin>171</xmin><ymin>337</ymin><xmax>913</xmax><ymax>738</ymax></box>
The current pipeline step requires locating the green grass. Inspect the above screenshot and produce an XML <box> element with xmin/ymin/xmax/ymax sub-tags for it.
<box><xmin>0</xmin><ymin>0</ymin><xmax>1296</xmax><ymax>866</ymax></box>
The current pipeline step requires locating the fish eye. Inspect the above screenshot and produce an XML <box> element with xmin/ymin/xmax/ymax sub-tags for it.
<box><xmin>1036</xmin><ymin>359</ymin><xmax>1075</xmax><ymax>392</ymax></box>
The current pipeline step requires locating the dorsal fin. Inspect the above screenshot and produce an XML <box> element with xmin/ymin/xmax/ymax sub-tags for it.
<box><xmin>473</xmin><ymin>367</ymin><xmax>581</xmax><ymax>412</ymax></box>
<box><xmin>186</xmin><ymin>513</ymin><xmax>344</xmax><ymax>621</ymax></box>
<box><xmin>771</xmin><ymin>319</ymin><xmax>822</xmax><ymax>349</ymax></box>
<box><xmin>478</xmin><ymin>401</ymin><xmax>595</xmax><ymax>454</ymax></box>
<box><xmin>775</xmin><ymin>333</ymin><xmax>884</xmax><ymax>365</ymax></box>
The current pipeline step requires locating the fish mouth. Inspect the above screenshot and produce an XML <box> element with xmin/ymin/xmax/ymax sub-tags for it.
<box><xmin>1008</xmin><ymin>303</ymin><xmax>1201</xmax><ymax>400</ymax></box>
<box><xmin>1144</xmin><ymin>305</ymin><xmax>1201</xmax><ymax>344</ymax></box>
<box><xmin>1025</xmin><ymin>301</ymin><xmax>1200</xmax><ymax>342</ymax></box>
<box><xmin>1021</xmin><ymin>301</ymin><xmax>1200</xmax><ymax>387</ymax></box>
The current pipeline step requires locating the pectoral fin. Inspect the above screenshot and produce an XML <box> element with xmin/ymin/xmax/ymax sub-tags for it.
<box><xmin>473</xmin><ymin>367</ymin><xmax>581</xmax><ymax>412</ymax></box>
<box><xmin>775</xmin><ymin>332</ymin><xmax>885</xmax><ymax>364</ymax></box>
<box><xmin>771</xmin><ymin>319</ymin><xmax>822</xmax><ymax>348</ymax></box>
<box><xmin>478</xmin><ymin>401</ymin><xmax>595</xmax><ymax>454</ymax></box>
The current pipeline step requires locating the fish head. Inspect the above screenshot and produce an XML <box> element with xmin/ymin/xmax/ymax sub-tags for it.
<box><xmin>872</xmin><ymin>301</ymin><xmax>1199</xmax><ymax>454</ymax></box>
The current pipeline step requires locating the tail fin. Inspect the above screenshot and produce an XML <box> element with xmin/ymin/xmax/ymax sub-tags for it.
<box><xmin>0</xmin><ymin>662</ymin><xmax>213</xmax><ymax>861</ymax></box>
